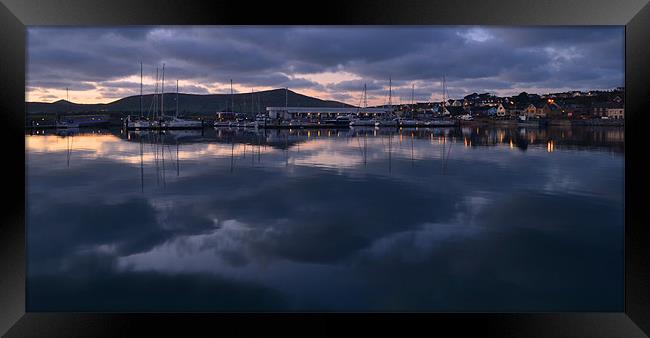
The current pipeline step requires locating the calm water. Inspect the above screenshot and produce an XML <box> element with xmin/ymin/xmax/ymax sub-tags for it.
<box><xmin>26</xmin><ymin>126</ymin><xmax>624</xmax><ymax>312</ymax></box>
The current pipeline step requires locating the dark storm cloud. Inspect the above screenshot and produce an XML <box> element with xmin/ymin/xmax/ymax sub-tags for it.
<box><xmin>326</xmin><ymin>79</ymin><xmax>385</xmax><ymax>92</ymax></box>
<box><xmin>29</xmin><ymin>80</ymin><xmax>97</xmax><ymax>91</ymax></box>
<box><xmin>27</xmin><ymin>26</ymin><xmax>623</xmax><ymax>102</ymax></box>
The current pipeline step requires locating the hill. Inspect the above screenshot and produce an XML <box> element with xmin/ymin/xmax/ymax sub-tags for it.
<box><xmin>26</xmin><ymin>89</ymin><xmax>354</xmax><ymax>116</ymax></box>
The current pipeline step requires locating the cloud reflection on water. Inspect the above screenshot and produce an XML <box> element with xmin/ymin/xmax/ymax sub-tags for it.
<box><xmin>26</xmin><ymin>127</ymin><xmax>624</xmax><ymax>311</ymax></box>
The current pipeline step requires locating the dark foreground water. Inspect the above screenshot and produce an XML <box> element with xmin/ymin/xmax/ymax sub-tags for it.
<box><xmin>26</xmin><ymin>125</ymin><xmax>624</xmax><ymax>312</ymax></box>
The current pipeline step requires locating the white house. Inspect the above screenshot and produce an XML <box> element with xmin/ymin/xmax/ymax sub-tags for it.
<box><xmin>496</xmin><ymin>103</ymin><xmax>507</xmax><ymax>117</ymax></box>
<box><xmin>606</xmin><ymin>108</ymin><xmax>624</xmax><ymax>119</ymax></box>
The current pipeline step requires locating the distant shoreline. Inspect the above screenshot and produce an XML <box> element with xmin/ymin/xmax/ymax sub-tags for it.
<box><xmin>24</xmin><ymin>119</ymin><xmax>624</xmax><ymax>130</ymax></box>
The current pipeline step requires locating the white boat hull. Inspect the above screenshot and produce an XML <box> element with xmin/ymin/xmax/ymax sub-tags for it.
<box><xmin>375</xmin><ymin>121</ymin><xmax>399</xmax><ymax>127</ymax></box>
<box><xmin>161</xmin><ymin>118</ymin><xmax>203</xmax><ymax>129</ymax></box>
<box><xmin>350</xmin><ymin>119</ymin><xmax>377</xmax><ymax>127</ymax></box>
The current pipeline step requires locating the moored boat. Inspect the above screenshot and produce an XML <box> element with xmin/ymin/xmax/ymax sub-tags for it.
<box><xmin>399</xmin><ymin>119</ymin><xmax>419</xmax><ymax>127</ymax></box>
<box><xmin>127</xmin><ymin>117</ymin><xmax>153</xmax><ymax>129</ymax></box>
<box><xmin>427</xmin><ymin>118</ymin><xmax>457</xmax><ymax>127</ymax></box>
<box><xmin>214</xmin><ymin>120</ymin><xmax>233</xmax><ymax>127</ymax></box>
<box><xmin>375</xmin><ymin>118</ymin><xmax>400</xmax><ymax>127</ymax></box>
<box><xmin>322</xmin><ymin>115</ymin><xmax>354</xmax><ymax>128</ymax></box>
<box><xmin>349</xmin><ymin>118</ymin><xmax>377</xmax><ymax>127</ymax></box>
<box><xmin>161</xmin><ymin>80</ymin><xmax>203</xmax><ymax>129</ymax></box>
<box><xmin>162</xmin><ymin>117</ymin><xmax>203</xmax><ymax>129</ymax></box>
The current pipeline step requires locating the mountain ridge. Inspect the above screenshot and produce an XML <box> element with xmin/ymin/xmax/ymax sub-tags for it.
<box><xmin>27</xmin><ymin>89</ymin><xmax>355</xmax><ymax>115</ymax></box>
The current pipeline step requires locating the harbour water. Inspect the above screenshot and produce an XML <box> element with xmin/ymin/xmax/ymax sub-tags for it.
<box><xmin>26</xmin><ymin>125</ymin><xmax>624</xmax><ymax>311</ymax></box>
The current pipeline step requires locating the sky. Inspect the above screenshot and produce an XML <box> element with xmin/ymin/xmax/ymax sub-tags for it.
<box><xmin>26</xmin><ymin>26</ymin><xmax>624</xmax><ymax>106</ymax></box>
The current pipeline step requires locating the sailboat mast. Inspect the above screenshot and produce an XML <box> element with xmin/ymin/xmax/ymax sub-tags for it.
<box><xmin>411</xmin><ymin>84</ymin><xmax>414</xmax><ymax>105</ymax></box>
<box><xmin>411</xmin><ymin>84</ymin><xmax>415</xmax><ymax>119</ymax></box>
<box><xmin>154</xmin><ymin>67</ymin><xmax>159</xmax><ymax>119</ymax></box>
<box><xmin>66</xmin><ymin>87</ymin><xmax>69</xmax><ymax>113</ymax></box>
<box><xmin>140</xmin><ymin>62</ymin><xmax>143</xmax><ymax>118</ymax></box>
<box><xmin>363</xmin><ymin>84</ymin><xmax>367</xmax><ymax>109</ymax></box>
<box><xmin>230</xmin><ymin>79</ymin><xmax>234</xmax><ymax>113</ymax></box>
<box><xmin>176</xmin><ymin>79</ymin><xmax>179</xmax><ymax>118</ymax></box>
<box><xmin>161</xmin><ymin>63</ymin><xmax>165</xmax><ymax>119</ymax></box>
<box><xmin>388</xmin><ymin>76</ymin><xmax>392</xmax><ymax>108</ymax></box>
<box><xmin>440</xmin><ymin>74</ymin><xmax>446</xmax><ymax>116</ymax></box>
<box><xmin>444</xmin><ymin>76</ymin><xmax>449</xmax><ymax>105</ymax></box>
<box><xmin>443</xmin><ymin>75</ymin><xmax>446</xmax><ymax>105</ymax></box>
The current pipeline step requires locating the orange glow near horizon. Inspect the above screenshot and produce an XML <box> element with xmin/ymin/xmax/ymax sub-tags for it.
<box><xmin>26</xmin><ymin>69</ymin><xmax>387</xmax><ymax>106</ymax></box>
<box><xmin>27</xmin><ymin>83</ymin><xmax>367</xmax><ymax>106</ymax></box>
<box><xmin>26</xmin><ymin>78</ymin><xmax>607</xmax><ymax>107</ymax></box>
<box><xmin>25</xmin><ymin>71</ymin><xmax>604</xmax><ymax>106</ymax></box>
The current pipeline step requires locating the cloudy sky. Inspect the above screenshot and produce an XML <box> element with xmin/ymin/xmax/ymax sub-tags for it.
<box><xmin>26</xmin><ymin>26</ymin><xmax>624</xmax><ymax>105</ymax></box>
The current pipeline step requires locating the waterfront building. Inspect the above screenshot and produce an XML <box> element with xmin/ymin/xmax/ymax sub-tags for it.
<box><xmin>471</xmin><ymin>106</ymin><xmax>497</xmax><ymax>117</ymax></box>
<box><xmin>531</xmin><ymin>102</ymin><xmax>563</xmax><ymax>118</ymax></box>
<box><xmin>507</xmin><ymin>103</ymin><xmax>526</xmax><ymax>117</ymax></box>
<box><xmin>592</xmin><ymin>106</ymin><xmax>608</xmax><ymax>117</ymax></box>
<box><xmin>496</xmin><ymin>103</ymin><xmax>507</xmax><ymax>117</ymax></box>
<box><xmin>606</xmin><ymin>108</ymin><xmax>624</xmax><ymax>119</ymax></box>
<box><xmin>266</xmin><ymin>107</ymin><xmax>391</xmax><ymax>120</ymax></box>
<box><xmin>562</xmin><ymin>104</ymin><xmax>590</xmax><ymax>119</ymax></box>
<box><xmin>524</xmin><ymin>104</ymin><xmax>538</xmax><ymax>118</ymax></box>
<box><xmin>592</xmin><ymin>103</ymin><xmax>624</xmax><ymax>118</ymax></box>
<box><xmin>446</xmin><ymin>106</ymin><xmax>467</xmax><ymax>116</ymax></box>
<box><xmin>542</xmin><ymin>102</ymin><xmax>564</xmax><ymax>119</ymax></box>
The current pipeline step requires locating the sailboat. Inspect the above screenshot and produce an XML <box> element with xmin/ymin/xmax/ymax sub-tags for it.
<box><xmin>427</xmin><ymin>75</ymin><xmax>457</xmax><ymax>127</ymax></box>
<box><xmin>127</xmin><ymin>62</ymin><xmax>152</xmax><ymax>129</ymax></box>
<box><xmin>161</xmin><ymin>79</ymin><xmax>203</xmax><ymax>129</ymax></box>
<box><xmin>350</xmin><ymin>84</ymin><xmax>378</xmax><ymax>127</ymax></box>
<box><xmin>244</xmin><ymin>88</ymin><xmax>263</xmax><ymax>128</ymax></box>
<box><xmin>374</xmin><ymin>78</ymin><xmax>400</xmax><ymax>127</ymax></box>
<box><xmin>214</xmin><ymin>79</ymin><xmax>236</xmax><ymax>128</ymax></box>
<box><xmin>399</xmin><ymin>84</ymin><xmax>420</xmax><ymax>127</ymax></box>
<box><xmin>127</xmin><ymin>64</ymin><xmax>162</xmax><ymax>129</ymax></box>
<box><xmin>439</xmin><ymin>75</ymin><xmax>451</xmax><ymax>117</ymax></box>
<box><xmin>56</xmin><ymin>88</ymin><xmax>80</xmax><ymax>128</ymax></box>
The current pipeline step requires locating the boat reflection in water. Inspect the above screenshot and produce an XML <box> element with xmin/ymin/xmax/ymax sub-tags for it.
<box><xmin>26</xmin><ymin>125</ymin><xmax>624</xmax><ymax>312</ymax></box>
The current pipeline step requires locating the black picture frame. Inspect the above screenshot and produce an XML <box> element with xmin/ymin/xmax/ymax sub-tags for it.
<box><xmin>1</xmin><ymin>0</ymin><xmax>649</xmax><ymax>336</ymax></box>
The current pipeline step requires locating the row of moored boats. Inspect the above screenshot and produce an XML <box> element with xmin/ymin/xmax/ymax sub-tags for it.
<box><xmin>211</xmin><ymin>115</ymin><xmax>458</xmax><ymax>129</ymax></box>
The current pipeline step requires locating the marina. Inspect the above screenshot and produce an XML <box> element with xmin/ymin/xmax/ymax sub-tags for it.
<box><xmin>28</xmin><ymin>82</ymin><xmax>624</xmax><ymax>131</ymax></box>
<box><xmin>28</xmin><ymin>65</ymin><xmax>624</xmax><ymax>132</ymax></box>
<box><xmin>24</xmin><ymin>25</ymin><xmax>626</xmax><ymax>313</ymax></box>
<box><xmin>27</xmin><ymin>66</ymin><xmax>624</xmax><ymax>132</ymax></box>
